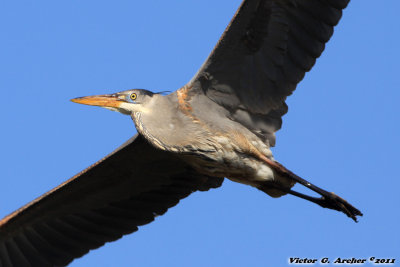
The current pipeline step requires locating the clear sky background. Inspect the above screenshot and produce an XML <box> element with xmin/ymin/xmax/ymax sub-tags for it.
<box><xmin>1</xmin><ymin>0</ymin><xmax>399</xmax><ymax>266</ymax></box>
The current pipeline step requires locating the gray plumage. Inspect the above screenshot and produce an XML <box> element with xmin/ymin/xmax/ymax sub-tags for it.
<box><xmin>0</xmin><ymin>0</ymin><xmax>362</xmax><ymax>266</ymax></box>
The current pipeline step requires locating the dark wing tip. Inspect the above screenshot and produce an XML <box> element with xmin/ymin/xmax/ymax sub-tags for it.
<box><xmin>0</xmin><ymin>135</ymin><xmax>222</xmax><ymax>266</ymax></box>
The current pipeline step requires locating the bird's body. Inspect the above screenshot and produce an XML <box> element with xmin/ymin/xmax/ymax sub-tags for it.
<box><xmin>0</xmin><ymin>0</ymin><xmax>364</xmax><ymax>266</ymax></box>
<box><xmin>132</xmin><ymin>89</ymin><xmax>291</xmax><ymax>197</ymax></box>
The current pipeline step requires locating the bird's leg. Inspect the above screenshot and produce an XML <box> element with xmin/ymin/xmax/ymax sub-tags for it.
<box><xmin>263</xmin><ymin>183</ymin><xmax>362</xmax><ymax>222</ymax></box>
<box><xmin>259</xmin><ymin>156</ymin><xmax>363</xmax><ymax>222</ymax></box>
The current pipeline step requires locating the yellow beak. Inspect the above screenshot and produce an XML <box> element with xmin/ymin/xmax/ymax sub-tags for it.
<box><xmin>71</xmin><ymin>94</ymin><xmax>123</xmax><ymax>108</ymax></box>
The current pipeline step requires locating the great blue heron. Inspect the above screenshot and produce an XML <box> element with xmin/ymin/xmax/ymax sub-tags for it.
<box><xmin>0</xmin><ymin>0</ymin><xmax>362</xmax><ymax>266</ymax></box>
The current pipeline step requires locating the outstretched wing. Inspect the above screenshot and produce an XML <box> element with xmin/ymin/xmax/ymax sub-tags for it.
<box><xmin>187</xmin><ymin>0</ymin><xmax>350</xmax><ymax>146</ymax></box>
<box><xmin>0</xmin><ymin>135</ymin><xmax>223</xmax><ymax>267</ymax></box>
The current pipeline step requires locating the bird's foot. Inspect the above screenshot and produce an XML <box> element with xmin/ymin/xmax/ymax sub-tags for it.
<box><xmin>314</xmin><ymin>191</ymin><xmax>363</xmax><ymax>222</ymax></box>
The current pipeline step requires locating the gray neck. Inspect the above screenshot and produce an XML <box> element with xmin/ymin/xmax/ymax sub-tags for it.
<box><xmin>130</xmin><ymin>93</ymin><xmax>213</xmax><ymax>155</ymax></box>
<box><xmin>131</xmin><ymin>111</ymin><xmax>169</xmax><ymax>151</ymax></box>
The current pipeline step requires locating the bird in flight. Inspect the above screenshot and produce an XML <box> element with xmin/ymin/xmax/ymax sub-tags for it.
<box><xmin>0</xmin><ymin>0</ymin><xmax>362</xmax><ymax>266</ymax></box>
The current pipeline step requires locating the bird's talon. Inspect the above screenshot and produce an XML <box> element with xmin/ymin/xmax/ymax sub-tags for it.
<box><xmin>322</xmin><ymin>192</ymin><xmax>362</xmax><ymax>222</ymax></box>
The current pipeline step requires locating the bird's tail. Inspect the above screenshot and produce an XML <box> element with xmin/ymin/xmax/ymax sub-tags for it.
<box><xmin>257</xmin><ymin>174</ymin><xmax>296</xmax><ymax>198</ymax></box>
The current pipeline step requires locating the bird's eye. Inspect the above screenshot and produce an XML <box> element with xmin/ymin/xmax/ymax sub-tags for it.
<box><xmin>130</xmin><ymin>93</ymin><xmax>137</xmax><ymax>101</ymax></box>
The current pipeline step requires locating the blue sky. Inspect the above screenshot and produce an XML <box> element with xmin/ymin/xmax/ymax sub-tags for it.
<box><xmin>1</xmin><ymin>0</ymin><xmax>399</xmax><ymax>266</ymax></box>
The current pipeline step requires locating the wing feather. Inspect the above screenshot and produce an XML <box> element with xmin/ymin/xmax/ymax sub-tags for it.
<box><xmin>0</xmin><ymin>135</ymin><xmax>223</xmax><ymax>266</ymax></box>
<box><xmin>188</xmin><ymin>0</ymin><xmax>350</xmax><ymax>146</ymax></box>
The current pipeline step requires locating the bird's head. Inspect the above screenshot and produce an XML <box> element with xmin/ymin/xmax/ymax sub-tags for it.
<box><xmin>71</xmin><ymin>89</ymin><xmax>155</xmax><ymax>115</ymax></box>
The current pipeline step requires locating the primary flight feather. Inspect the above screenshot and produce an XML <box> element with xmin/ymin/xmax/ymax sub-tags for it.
<box><xmin>0</xmin><ymin>1</ymin><xmax>361</xmax><ymax>266</ymax></box>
